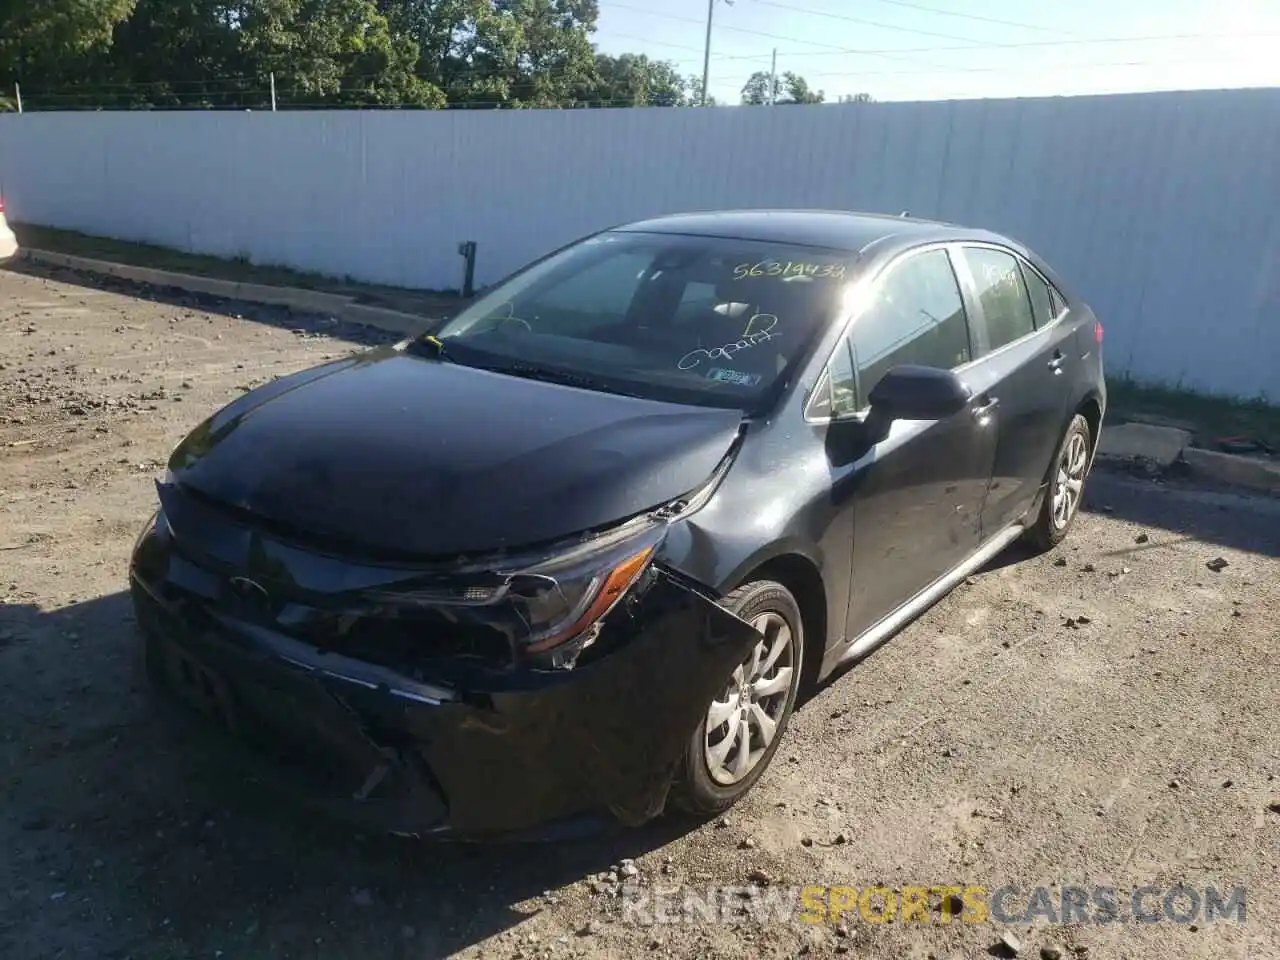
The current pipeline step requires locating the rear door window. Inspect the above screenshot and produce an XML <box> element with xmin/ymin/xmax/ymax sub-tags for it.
<box><xmin>851</xmin><ymin>248</ymin><xmax>972</xmax><ymax>407</ymax></box>
<box><xmin>1048</xmin><ymin>286</ymin><xmax>1068</xmax><ymax>317</ymax></box>
<box><xmin>963</xmin><ymin>247</ymin><xmax>1036</xmax><ymax>351</ymax></box>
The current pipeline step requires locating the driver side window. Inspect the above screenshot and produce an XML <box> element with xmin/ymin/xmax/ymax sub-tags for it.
<box><xmin>851</xmin><ymin>248</ymin><xmax>972</xmax><ymax>407</ymax></box>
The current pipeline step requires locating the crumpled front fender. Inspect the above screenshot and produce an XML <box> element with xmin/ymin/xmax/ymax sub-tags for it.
<box><xmin>134</xmin><ymin>557</ymin><xmax>763</xmax><ymax>838</ymax></box>
<box><xmin>398</xmin><ymin>567</ymin><xmax>762</xmax><ymax>832</ymax></box>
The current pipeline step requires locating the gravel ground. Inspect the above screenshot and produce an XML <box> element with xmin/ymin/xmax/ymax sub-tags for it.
<box><xmin>2</xmin><ymin>263</ymin><xmax>1278</xmax><ymax>960</ymax></box>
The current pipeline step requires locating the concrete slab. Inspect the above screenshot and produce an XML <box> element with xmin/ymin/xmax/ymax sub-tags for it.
<box><xmin>1095</xmin><ymin>422</ymin><xmax>1190</xmax><ymax>466</ymax></box>
<box><xmin>1182</xmin><ymin>447</ymin><xmax>1280</xmax><ymax>494</ymax></box>
<box><xmin>19</xmin><ymin>248</ymin><xmax>423</xmax><ymax>338</ymax></box>
<box><xmin>235</xmin><ymin>282</ymin><xmax>351</xmax><ymax>316</ymax></box>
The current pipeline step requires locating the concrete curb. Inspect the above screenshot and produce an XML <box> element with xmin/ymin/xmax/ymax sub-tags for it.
<box><xmin>19</xmin><ymin>248</ymin><xmax>434</xmax><ymax>337</ymax></box>
<box><xmin>1096</xmin><ymin>421</ymin><xmax>1279</xmax><ymax>495</ymax></box>
<box><xmin>340</xmin><ymin>302</ymin><xmax>435</xmax><ymax>335</ymax></box>
<box><xmin>1181</xmin><ymin>447</ymin><xmax>1280</xmax><ymax>495</ymax></box>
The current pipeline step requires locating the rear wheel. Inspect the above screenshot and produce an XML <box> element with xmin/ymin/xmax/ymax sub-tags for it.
<box><xmin>671</xmin><ymin>580</ymin><xmax>804</xmax><ymax>816</ymax></box>
<box><xmin>1026</xmin><ymin>413</ymin><xmax>1092</xmax><ymax>551</ymax></box>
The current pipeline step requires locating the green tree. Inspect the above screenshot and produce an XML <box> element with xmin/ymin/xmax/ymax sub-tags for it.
<box><xmin>741</xmin><ymin>69</ymin><xmax>822</xmax><ymax>105</ymax></box>
<box><xmin>683</xmin><ymin>72</ymin><xmax>716</xmax><ymax>106</ymax></box>
<box><xmin>97</xmin><ymin>0</ymin><xmax>247</xmax><ymax>108</ymax></box>
<box><xmin>580</xmin><ymin>52</ymin><xmax>689</xmax><ymax>106</ymax></box>
<box><xmin>780</xmin><ymin>71</ymin><xmax>822</xmax><ymax>104</ymax></box>
<box><xmin>378</xmin><ymin>0</ymin><xmax>598</xmax><ymax>108</ymax></box>
<box><xmin>241</xmin><ymin>0</ymin><xmax>439</xmax><ymax>106</ymax></box>
<box><xmin>1</xmin><ymin>0</ymin><xmax>687</xmax><ymax>110</ymax></box>
<box><xmin>381</xmin><ymin>0</ymin><xmax>520</xmax><ymax>105</ymax></box>
<box><xmin>502</xmin><ymin>0</ymin><xmax>598</xmax><ymax>107</ymax></box>
<box><xmin>740</xmin><ymin>70</ymin><xmax>779</xmax><ymax>106</ymax></box>
<box><xmin>0</xmin><ymin>0</ymin><xmax>136</xmax><ymax>88</ymax></box>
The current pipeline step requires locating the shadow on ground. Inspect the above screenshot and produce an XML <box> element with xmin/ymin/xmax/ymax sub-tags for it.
<box><xmin>974</xmin><ymin>468</ymin><xmax>1280</xmax><ymax>577</ymax></box>
<box><xmin>2</xmin><ymin>260</ymin><xmax>429</xmax><ymax>350</ymax></box>
<box><xmin>1079</xmin><ymin>468</ymin><xmax>1280</xmax><ymax>559</ymax></box>
<box><xmin>0</xmin><ymin>592</ymin><xmax>701</xmax><ymax>959</ymax></box>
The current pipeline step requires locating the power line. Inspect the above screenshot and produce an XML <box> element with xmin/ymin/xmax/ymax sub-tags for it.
<box><xmin>804</xmin><ymin>51</ymin><xmax>1280</xmax><ymax>80</ymax></box>
<box><xmin>594</xmin><ymin>31</ymin><xmax>712</xmax><ymax>56</ymax></box>
<box><xmin>20</xmin><ymin>25</ymin><xmax>1275</xmax><ymax>104</ymax></box>
<box><xmin>747</xmin><ymin>0</ymin><xmax>993</xmax><ymax>45</ymax></box>
<box><xmin>772</xmin><ymin>0</ymin><xmax>1077</xmax><ymax>36</ymax></box>
<box><xmin>712</xmin><ymin>30</ymin><xmax>1280</xmax><ymax>62</ymax></box>
<box><xmin>18</xmin><ymin>33</ymin><xmax>1277</xmax><ymax>111</ymax></box>
<box><xmin>600</xmin><ymin>1</ymin><xmax>1280</xmax><ymax>79</ymax></box>
<box><xmin>607</xmin><ymin>0</ymin><xmax>973</xmax><ymax>46</ymax></box>
<box><xmin>604</xmin><ymin>0</ymin><xmax>961</xmax><ymax>69</ymax></box>
<box><xmin>22</xmin><ymin>35</ymin><xmax>1273</xmax><ymax>103</ymax></box>
<box><xmin>17</xmin><ymin>52</ymin><xmax>1276</xmax><ymax>112</ymax></box>
<box><xmin>24</xmin><ymin>45</ymin><xmax>1268</xmax><ymax>101</ymax></box>
<box><xmin>601</xmin><ymin>1</ymin><xmax>1280</xmax><ymax>71</ymax></box>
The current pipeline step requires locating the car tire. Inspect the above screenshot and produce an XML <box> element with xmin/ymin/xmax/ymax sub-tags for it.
<box><xmin>1026</xmin><ymin>413</ymin><xmax>1093</xmax><ymax>552</ymax></box>
<box><xmin>671</xmin><ymin>579</ymin><xmax>805</xmax><ymax>817</ymax></box>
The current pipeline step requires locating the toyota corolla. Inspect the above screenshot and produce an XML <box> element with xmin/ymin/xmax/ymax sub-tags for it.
<box><xmin>130</xmin><ymin>210</ymin><xmax>1105</xmax><ymax>838</ymax></box>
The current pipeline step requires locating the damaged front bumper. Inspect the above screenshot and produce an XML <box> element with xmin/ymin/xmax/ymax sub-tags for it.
<box><xmin>130</xmin><ymin>524</ymin><xmax>759</xmax><ymax>839</ymax></box>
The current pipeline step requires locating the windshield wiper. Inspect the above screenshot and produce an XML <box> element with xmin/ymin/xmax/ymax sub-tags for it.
<box><xmin>407</xmin><ymin>334</ymin><xmax>453</xmax><ymax>360</ymax></box>
<box><xmin>479</xmin><ymin>361</ymin><xmax>646</xmax><ymax>397</ymax></box>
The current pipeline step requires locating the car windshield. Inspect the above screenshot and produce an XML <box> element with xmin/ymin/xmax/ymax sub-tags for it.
<box><xmin>427</xmin><ymin>231</ymin><xmax>854</xmax><ymax>411</ymax></box>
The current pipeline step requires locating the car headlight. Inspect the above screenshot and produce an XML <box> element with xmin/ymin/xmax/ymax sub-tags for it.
<box><xmin>508</xmin><ymin>522</ymin><xmax>663</xmax><ymax>658</ymax></box>
<box><xmin>364</xmin><ymin>519</ymin><xmax>665</xmax><ymax>668</ymax></box>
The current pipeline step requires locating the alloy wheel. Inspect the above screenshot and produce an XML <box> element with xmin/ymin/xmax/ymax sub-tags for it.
<box><xmin>1052</xmin><ymin>430</ymin><xmax>1089</xmax><ymax>531</ymax></box>
<box><xmin>704</xmin><ymin>611</ymin><xmax>795</xmax><ymax>786</ymax></box>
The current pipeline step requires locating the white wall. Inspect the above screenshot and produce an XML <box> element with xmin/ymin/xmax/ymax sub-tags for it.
<box><xmin>2</xmin><ymin>89</ymin><xmax>1278</xmax><ymax>398</ymax></box>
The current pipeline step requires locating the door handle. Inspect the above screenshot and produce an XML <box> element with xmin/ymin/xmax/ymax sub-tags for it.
<box><xmin>971</xmin><ymin>396</ymin><xmax>999</xmax><ymax>419</ymax></box>
<box><xmin>1048</xmin><ymin>350</ymin><xmax>1066</xmax><ymax>373</ymax></box>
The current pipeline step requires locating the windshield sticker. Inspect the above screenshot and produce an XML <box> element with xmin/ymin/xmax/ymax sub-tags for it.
<box><xmin>678</xmin><ymin>327</ymin><xmax>780</xmax><ymax>371</ymax></box>
<box><xmin>733</xmin><ymin>261</ymin><xmax>847</xmax><ymax>281</ymax></box>
<box><xmin>706</xmin><ymin>367</ymin><xmax>762</xmax><ymax>387</ymax></box>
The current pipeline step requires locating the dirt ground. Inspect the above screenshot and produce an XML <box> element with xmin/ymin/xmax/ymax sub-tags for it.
<box><xmin>2</xmin><ymin>262</ymin><xmax>1278</xmax><ymax>960</ymax></box>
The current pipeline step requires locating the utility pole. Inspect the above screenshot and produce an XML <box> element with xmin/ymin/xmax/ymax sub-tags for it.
<box><xmin>769</xmin><ymin>48</ymin><xmax>777</xmax><ymax>105</ymax></box>
<box><xmin>269</xmin><ymin>72</ymin><xmax>277</xmax><ymax>111</ymax></box>
<box><xmin>14</xmin><ymin>83</ymin><xmax>22</xmax><ymax>114</ymax></box>
<box><xmin>700</xmin><ymin>0</ymin><xmax>715</xmax><ymax>106</ymax></box>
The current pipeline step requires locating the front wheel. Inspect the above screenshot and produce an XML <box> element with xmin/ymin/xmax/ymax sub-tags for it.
<box><xmin>1026</xmin><ymin>413</ymin><xmax>1093</xmax><ymax>551</ymax></box>
<box><xmin>671</xmin><ymin>580</ymin><xmax>804</xmax><ymax>817</ymax></box>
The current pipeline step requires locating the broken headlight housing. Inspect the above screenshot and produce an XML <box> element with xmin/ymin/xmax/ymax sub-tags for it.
<box><xmin>364</xmin><ymin>518</ymin><xmax>666</xmax><ymax>670</ymax></box>
<box><xmin>505</xmin><ymin>520</ymin><xmax>665</xmax><ymax>667</ymax></box>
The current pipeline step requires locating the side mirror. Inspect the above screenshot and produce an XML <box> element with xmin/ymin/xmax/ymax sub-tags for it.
<box><xmin>867</xmin><ymin>365</ymin><xmax>972</xmax><ymax>422</ymax></box>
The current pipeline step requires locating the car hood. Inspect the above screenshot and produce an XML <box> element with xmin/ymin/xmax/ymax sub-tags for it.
<box><xmin>167</xmin><ymin>349</ymin><xmax>743</xmax><ymax>558</ymax></box>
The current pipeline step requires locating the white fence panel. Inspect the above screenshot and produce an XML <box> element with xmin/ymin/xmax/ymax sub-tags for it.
<box><xmin>2</xmin><ymin>88</ymin><xmax>1278</xmax><ymax>397</ymax></box>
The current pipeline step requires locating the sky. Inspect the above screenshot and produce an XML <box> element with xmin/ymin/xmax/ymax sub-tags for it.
<box><xmin>591</xmin><ymin>0</ymin><xmax>1280</xmax><ymax>104</ymax></box>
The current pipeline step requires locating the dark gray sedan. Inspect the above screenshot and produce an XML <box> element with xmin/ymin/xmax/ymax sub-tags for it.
<box><xmin>130</xmin><ymin>210</ymin><xmax>1105</xmax><ymax>837</ymax></box>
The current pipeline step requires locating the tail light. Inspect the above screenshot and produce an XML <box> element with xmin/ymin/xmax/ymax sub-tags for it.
<box><xmin>1094</xmin><ymin>320</ymin><xmax>1103</xmax><ymax>345</ymax></box>
<box><xmin>0</xmin><ymin>195</ymin><xmax>6</xmax><ymax>214</ymax></box>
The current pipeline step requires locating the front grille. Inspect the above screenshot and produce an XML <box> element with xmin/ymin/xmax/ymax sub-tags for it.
<box><xmin>154</xmin><ymin>481</ymin><xmax>522</xmax><ymax>675</ymax></box>
<box><xmin>284</xmin><ymin>604</ymin><xmax>516</xmax><ymax>675</ymax></box>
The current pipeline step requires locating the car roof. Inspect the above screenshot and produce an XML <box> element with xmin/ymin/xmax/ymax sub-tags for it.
<box><xmin>613</xmin><ymin>209</ymin><xmax>1009</xmax><ymax>258</ymax></box>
